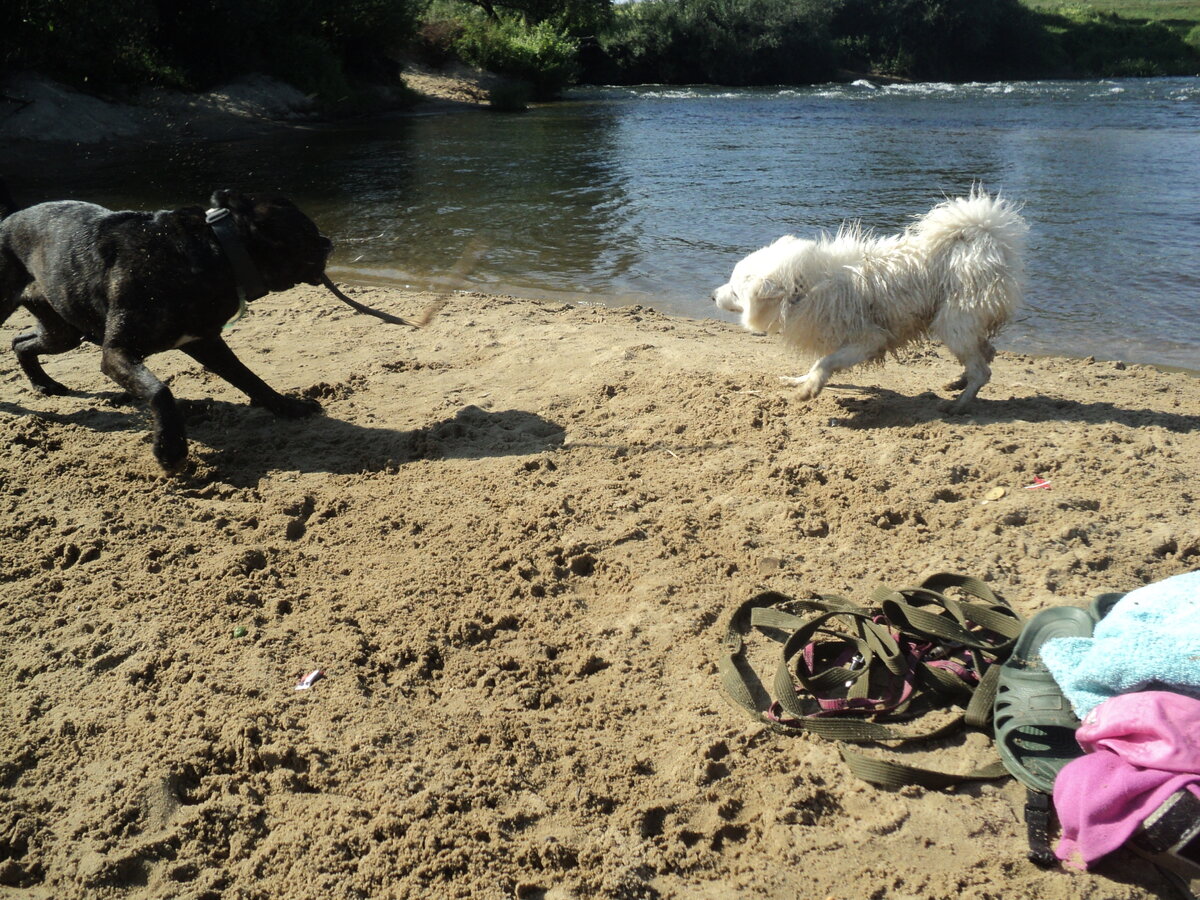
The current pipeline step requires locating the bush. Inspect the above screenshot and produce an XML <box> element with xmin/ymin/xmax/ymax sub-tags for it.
<box><xmin>487</xmin><ymin>80</ymin><xmax>533</xmax><ymax>111</ymax></box>
<box><xmin>323</xmin><ymin>0</ymin><xmax>420</xmax><ymax>81</ymax></box>
<box><xmin>600</xmin><ymin>0</ymin><xmax>836</xmax><ymax>86</ymax></box>
<box><xmin>264</xmin><ymin>33</ymin><xmax>355</xmax><ymax>101</ymax></box>
<box><xmin>830</xmin><ymin>0</ymin><xmax>1052</xmax><ymax>80</ymax></box>
<box><xmin>1</xmin><ymin>0</ymin><xmax>420</xmax><ymax>100</ymax></box>
<box><xmin>2</xmin><ymin>0</ymin><xmax>181</xmax><ymax>93</ymax></box>
<box><xmin>415</xmin><ymin>18</ymin><xmax>468</xmax><ymax>68</ymax></box>
<box><xmin>454</xmin><ymin>14</ymin><xmax>580</xmax><ymax>98</ymax></box>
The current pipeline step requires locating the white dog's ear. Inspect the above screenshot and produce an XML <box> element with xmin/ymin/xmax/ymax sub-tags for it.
<box><xmin>756</xmin><ymin>278</ymin><xmax>785</xmax><ymax>299</ymax></box>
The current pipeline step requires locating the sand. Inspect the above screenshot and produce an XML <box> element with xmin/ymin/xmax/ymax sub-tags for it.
<box><xmin>2</xmin><ymin>284</ymin><xmax>1198</xmax><ymax>900</ymax></box>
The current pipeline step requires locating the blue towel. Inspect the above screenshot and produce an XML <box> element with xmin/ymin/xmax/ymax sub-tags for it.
<box><xmin>1042</xmin><ymin>570</ymin><xmax>1200</xmax><ymax>718</ymax></box>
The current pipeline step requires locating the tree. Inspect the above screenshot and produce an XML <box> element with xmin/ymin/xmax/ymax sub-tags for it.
<box><xmin>829</xmin><ymin>0</ymin><xmax>1045</xmax><ymax>79</ymax></box>
<box><xmin>461</xmin><ymin>0</ymin><xmax>611</xmax><ymax>34</ymax></box>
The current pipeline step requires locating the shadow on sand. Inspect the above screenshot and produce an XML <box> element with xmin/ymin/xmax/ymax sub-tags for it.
<box><xmin>0</xmin><ymin>396</ymin><xmax>566</xmax><ymax>485</ymax></box>
<box><xmin>823</xmin><ymin>387</ymin><xmax>1200</xmax><ymax>433</ymax></box>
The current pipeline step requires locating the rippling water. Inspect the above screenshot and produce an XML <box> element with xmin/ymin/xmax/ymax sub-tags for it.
<box><xmin>7</xmin><ymin>77</ymin><xmax>1200</xmax><ymax>368</ymax></box>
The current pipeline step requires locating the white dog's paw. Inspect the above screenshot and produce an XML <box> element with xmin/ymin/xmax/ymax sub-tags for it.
<box><xmin>939</xmin><ymin>397</ymin><xmax>972</xmax><ymax>416</ymax></box>
<box><xmin>781</xmin><ymin>375</ymin><xmax>822</xmax><ymax>401</ymax></box>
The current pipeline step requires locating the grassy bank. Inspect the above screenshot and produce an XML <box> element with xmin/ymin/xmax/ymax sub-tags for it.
<box><xmin>1022</xmin><ymin>1</ymin><xmax>1200</xmax><ymax>76</ymax></box>
<box><xmin>1023</xmin><ymin>0</ymin><xmax>1200</xmax><ymax>26</ymax></box>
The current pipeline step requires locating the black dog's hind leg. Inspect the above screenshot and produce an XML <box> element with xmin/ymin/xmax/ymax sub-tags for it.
<box><xmin>100</xmin><ymin>345</ymin><xmax>189</xmax><ymax>472</ymax></box>
<box><xmin>178</xmin><ymin>336</ymin><xmax>321</xmax><ymax>418</ymax></box>
<box><xmin>0</xmin><ymin>259</ymin><xmax>79</xmax><ymax>394</ymax></box>
<box><xmin>11</xmin><ymin>293</ymin><xmax>85</xmax><ymax>395</ymax></box>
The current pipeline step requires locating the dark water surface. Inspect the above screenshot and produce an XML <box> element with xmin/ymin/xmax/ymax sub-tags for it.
<box><xmin>6</xmin><ymin>77</ymin><xmax>1199</xmax><ymax>369</ymax></box>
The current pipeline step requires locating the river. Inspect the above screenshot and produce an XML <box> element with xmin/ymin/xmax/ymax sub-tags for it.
<box><xmin>7</xmin><ymin>77</ymin><xmax>1199</xmax><ymax>369</ymax></box>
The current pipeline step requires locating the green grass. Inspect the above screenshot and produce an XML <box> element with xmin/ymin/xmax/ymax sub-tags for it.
<box><xmin>1022</xmin><ymin>0</ymin><xmax>1200</xmax><ymax>28</ymax></box>
<box><xmin>1021</xmin><ymin>0</ymin><xmax>1200</xmax><ymax>74</ymax></box>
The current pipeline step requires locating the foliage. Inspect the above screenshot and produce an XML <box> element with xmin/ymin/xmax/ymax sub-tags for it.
<box><xmin>589</xmin><ymin>0</ymin><xmax>1200</xmax><ymax>84</ymax></box>
<box><xmin>459</xmin><ymin>0</ymin><xmax>611</xmax><ymax>35</ymax></box>
<box><xmin>414</xmin><ymin>17</ymin><xmax>469</xmax><ymax>68</ymax></box>
<box><xmin>453</xmin><ymin>10</ymin><xmax>581</xmax><ymax>97</ymax></box>
<box><xmin>829</xmin><ymin>0</ymin><xmax>1052</xmax><ymax>79</ymax></box>
<box><xmin>1</xmin><ymin>0</ymin><xmax>418</xmax><ymax>100</ymax></box>
<box><xmin>487</xmin><ymin>80</ymin><xmax>535</xmax><ymax>110</ymax></box>
<box><xmin>597</xmin><ymin>0</ymin><xmax>836</xmax><ymax>85</ymax></box>
<box><xmin>1</xmin><ymin>0</ymin><xmax>179</xmax><ymax>91</ymax></box>
<box><xmin>3</xmin><ymin>0</ymin><xmax>1198</xmax><ymax>102</ymax></box>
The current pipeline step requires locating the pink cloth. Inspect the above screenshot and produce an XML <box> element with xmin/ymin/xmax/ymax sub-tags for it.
<box><xmin>1053</xmin><ymin>691</ymin><xmax>1200</xmax><ymax>868</ymax></box>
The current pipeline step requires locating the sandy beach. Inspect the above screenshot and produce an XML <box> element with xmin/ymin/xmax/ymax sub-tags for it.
<box><xmin>2</xmin><ymin>284</ymin><xmax>1198</xmax><ymax>899</ymax></box>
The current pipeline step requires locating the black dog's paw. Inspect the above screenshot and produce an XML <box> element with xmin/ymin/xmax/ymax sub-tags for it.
<box><xmin>153</xmin><ymin>431</ymin><xmax>189</xmax><ymax>474</ymax></box>
<box><xmin>100</xmin><ymin>391</ymin><xmax>137</xmax><ymax>407</ymax></box>
<box><xmin>32</xmin><ymin>379</ymin><xmax>73</xmax><ymax>397</ymax></box>
<box><xmin>269</xmin><ymin>395</ymin><xmax>323</xmax><ymax>419</ymax></box>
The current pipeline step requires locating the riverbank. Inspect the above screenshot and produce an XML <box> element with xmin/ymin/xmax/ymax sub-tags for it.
<box><xmin>2</xmin><ymin>285</ymin><xmax>1197</xmax><ymax>899</ymax></box>
<box><xmin>0</xmin><ymin>73</ymin><xmax>322</xmax><ymax>145</ymax></box>
<box><xmin>0</xmin><ymin>66</ymin><xmax>494</xmax><ymax>146</ymax></box>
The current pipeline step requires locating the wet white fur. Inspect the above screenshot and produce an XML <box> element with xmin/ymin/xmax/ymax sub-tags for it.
<box><xmin>712</xmin><ymin>189</ymin><xmax>1028</xmax><ymax>411</ymax></box>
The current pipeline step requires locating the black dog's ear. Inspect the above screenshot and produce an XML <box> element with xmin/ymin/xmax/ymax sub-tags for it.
<box><xmin>209</xmin><ymin>189</ymin><xmax>251</xmax><ymax>214</ymax></box>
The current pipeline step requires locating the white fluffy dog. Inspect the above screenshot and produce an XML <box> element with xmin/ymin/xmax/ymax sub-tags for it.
<box><xmin>712</xmin><ymin>190</ymin><xmax>1028</xmax><ymax>411</ymax></box>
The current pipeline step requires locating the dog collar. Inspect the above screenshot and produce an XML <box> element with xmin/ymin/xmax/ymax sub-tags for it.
<box><xmin>206</xmin><ymin>207</ymin><xmax>268</xmax><ymax>315</ymax></box>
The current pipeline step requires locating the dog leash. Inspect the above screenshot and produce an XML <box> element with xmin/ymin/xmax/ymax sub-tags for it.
<box><xmin>719</xmin><ymin>574</ymin><xmax>1023</xmax><ymax>789</ymax></box>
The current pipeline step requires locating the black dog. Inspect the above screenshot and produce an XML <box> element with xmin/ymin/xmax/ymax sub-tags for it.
<box><xmin>0</xmin><ymin>180</ymin><xmax>332</xmax><ymax>472</ymax></box>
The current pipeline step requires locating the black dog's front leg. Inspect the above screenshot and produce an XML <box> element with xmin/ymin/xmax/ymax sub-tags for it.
<box><xmin>100</xmin><ymin>346</ymin><xmax>188</xmax><ymax>472</ymax></box>
<box><xmin>178</xmin><ymin>336</ymin><xmax>321</xmax><ymax>418</ymax></box>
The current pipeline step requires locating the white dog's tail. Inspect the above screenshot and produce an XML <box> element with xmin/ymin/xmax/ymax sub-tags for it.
<box><xmin>913</xmin><ymin>188</ymin><xmax>1029</xmax><ymax>346</ymax></box>
<box><xmin>910</xmin><ymin>187</ymin><xmax>1028</xmax><ymax>266</ymax></box>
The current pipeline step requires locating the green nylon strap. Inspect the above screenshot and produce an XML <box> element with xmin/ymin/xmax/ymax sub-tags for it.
<box><xmin>874</xmin><ymin>588</ymin><xmax>1022</xmax><ymax>652</ymax></box>
<box><xmin>719</xmin><ymin>591</ymin><xmax>794</xmax><ymax>718</ymax></box>
<box><xmin>871</xmin><ymin>572</ymin><xmax>1023</xmax><ymax>648</ymax></box>
<box><xmin>773</xmin><ymin>610</ymin><xmax>903</xmax><ymax>720</ymax></box>
<box><xmin>717</xmin><ymin>573</ymin><xmax>1025</xmax><ymax>790</ymax></box>
<box><xmin>922</xmin><ymin>572</ymin><xmax>1000</xmax><ymax>604</ymax></box>
<box><xmin>750</xmin><ymin>608</ymin><xmax>812</xmax><ymax>633</ymax></box>
<box><xmin>839</xmin><ymin>745</ymin><xmax>1011</xmax><ymax>790</ymax></box>
<box><xmin>964</xmin><ymin>660</ymin><xmax>1003</xmax><ymax>730</ymax></box>
<box><xmin>780</xmin><ymin>710</ymin><xmax>968</xmax><ymax>743</ymax></box>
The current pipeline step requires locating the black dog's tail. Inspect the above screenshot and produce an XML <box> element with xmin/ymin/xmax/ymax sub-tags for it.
<box><xmin>0</xmin><ymin>178</ymin><xmax>18</xmax><ymax>219</ymax></box>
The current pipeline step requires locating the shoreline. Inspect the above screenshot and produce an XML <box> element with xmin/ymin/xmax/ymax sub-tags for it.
<box><xmin>329</xmin><ymin>272</ymin><xmax>1200</xmax><ymax>379</ymax></box>
<box><xmin>0</xmin><ymin>64</ymin><xmax>918</xmax><ymax>148</ymax></box>
<box><xmin>2</xmin><ymin>284</ymin><xmax>1198</xmax><ymax>899</ymax></box>
<box><xmin>8</xmin><ymin>67</ymin><xmax>1179</xmax><ymax>148</ymax></box>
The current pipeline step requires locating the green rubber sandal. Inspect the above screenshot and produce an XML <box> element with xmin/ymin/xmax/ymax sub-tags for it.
<box><xmin>1089</xmin><ymin>591</ymin><xmax>1126</xmax><ymax>623</ymax></box>
<box><xmin>993</xmin><ymin>605</ymin><xmax>1095</xmax><ymax>794</ymax></box>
